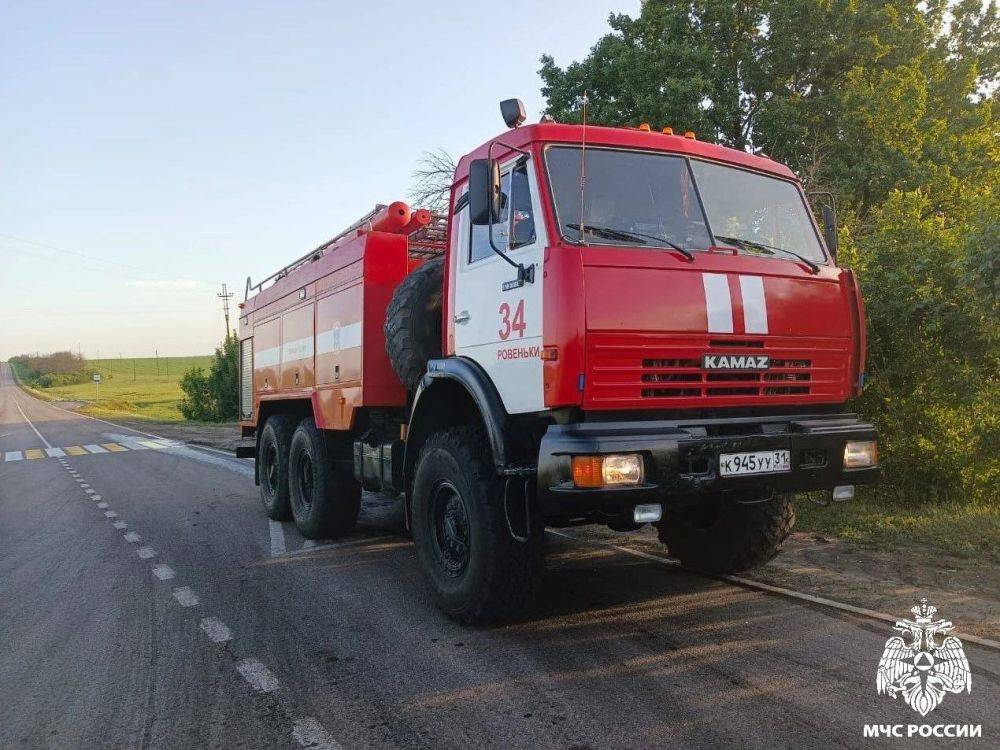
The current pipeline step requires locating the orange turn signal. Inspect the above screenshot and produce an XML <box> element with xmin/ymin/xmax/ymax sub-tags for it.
<box><xmin>638</xmin><ymin>122</ymin><xmax>651</xmax><ymax>132</ymax></box>
<box><xmin>540</xmin><ymin>346</ymin><xmax>559</xmax><ymax>362</ymax></box>
<box><xmin>572</xmin><ymin>456</ymin><xmax>604</xmax><ymax>488</ymax></box>
<box><xmin>662</xmin><ymin>127</ymin><xmax>674</xmax><ymax>135</ymax></box>
<box><xmin>684</xmin><ymin>130</ymin><xmax>696</xmax><ymax>139</ymax></box>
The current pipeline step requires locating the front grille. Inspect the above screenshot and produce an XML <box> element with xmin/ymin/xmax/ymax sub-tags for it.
<box><xmin>586</xmin><ymin>333</ymin><xmax>850</xmax><ymax>408</ymax></box>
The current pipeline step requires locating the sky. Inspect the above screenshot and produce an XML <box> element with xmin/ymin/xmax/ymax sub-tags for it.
<box><xmin>0</xmin><ymin>0</ymin><xmax>640</xmax><ymax>360</ymax></box>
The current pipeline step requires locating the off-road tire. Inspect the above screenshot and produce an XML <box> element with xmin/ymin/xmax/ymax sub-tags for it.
<box><xmin>384</xmin><ymin>257</ymin><xmax>444</xmax><ymax>392</ymax></box>
<box><xmin>258</xmin><ymin>414</ymin><xmax>295</xmax><ymax>521</ymax></box>
<box><xmin>411</xmin><ymin>426</ymin><xmax>543</xmax><ymax>624</ymax></box>
<box><xmin>656</xmin><ymin>494</ymin><xmax>795</xmax><ymax>573</ymax></box>
<box><xmin>288</xmin><ymin>418</ymin><xmax>361</xmax><ymax>539</ymax></box>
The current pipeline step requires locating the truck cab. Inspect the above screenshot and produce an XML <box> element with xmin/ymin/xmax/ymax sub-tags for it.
<box><xmin>239</xmin><ymin>100</ymin><xmax>879</xmax><ymax>624</ymax></box>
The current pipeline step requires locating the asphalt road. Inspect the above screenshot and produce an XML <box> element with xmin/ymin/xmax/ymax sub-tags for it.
<box><xmin>2</xmin><ymin>361</ymin><xmax>997</xmax><ymax>750</ymax></box>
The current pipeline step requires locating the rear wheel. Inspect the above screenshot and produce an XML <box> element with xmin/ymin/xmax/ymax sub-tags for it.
<box><xmin>258</xmin><ymin>415</ymin><xmax>294</xmax><ymax>521</ymax></box>
<box><xmin>656</xmin><ymin>494</ymin><xmax>795</xmax><ymax>573</ymax></box>
<box><xmin>288</xmin><ymin>418</ymin><xmax>360</xmax><ymax>539</ymax></box>
<box><xmin>411</xmin><ymin>426</ymin><xmax>543</xmax><ymax>624</ymax></box>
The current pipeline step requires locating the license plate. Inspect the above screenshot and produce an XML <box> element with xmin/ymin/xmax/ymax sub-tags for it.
<box><xmin>719</xmin><ymin>450</ymin><xmax>791</xmax><ymax>477</ymax></box>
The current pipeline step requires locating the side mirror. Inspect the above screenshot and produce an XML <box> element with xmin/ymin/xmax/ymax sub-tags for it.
<box><xmin>822</xmin><ymin>204</ymin><xmax>839</xmax><ymax>259</ymax></box>
<box><xmin>469</xmin><ymin>158</ymin><xmax>501</xmax><ymax>226</ymax></box>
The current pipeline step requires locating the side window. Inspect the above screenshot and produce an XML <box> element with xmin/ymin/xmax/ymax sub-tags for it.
<box><xmin>470</xmin><ymin>171</ymin><xmax>511</xmax><ymax>263</ymax></box>
<box><xmin>509</xmin><ymin>164</ymin><xmax>535</xmax><ymax>249</ymax></box>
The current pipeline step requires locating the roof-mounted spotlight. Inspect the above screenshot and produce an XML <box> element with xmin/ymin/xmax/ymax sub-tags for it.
<box><xmin>500</xmin><ymin>98</ymin><xmax>526</xmax><ymax>128</ymax></box>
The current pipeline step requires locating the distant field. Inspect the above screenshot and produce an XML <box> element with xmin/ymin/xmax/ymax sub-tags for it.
<box><xmin>23</xmin><ymin>355</ymin><xmax>213</xmax><ymax>422</ymax></box>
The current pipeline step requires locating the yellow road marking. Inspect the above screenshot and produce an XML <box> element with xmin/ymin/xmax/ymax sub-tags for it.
<box><xmin>64</xmin><ymin>446</ymin><xmax>87</xmax><ymax>456</ymax></box>
<box><xmin>101</xmin><ymin>443</ymin><xmax>128</xmax><ymax>452</ymax></box>
<box><xmin>24</xmin><ymin>449</ymin><xmax>45</xmax><ymax>460</ymax></box>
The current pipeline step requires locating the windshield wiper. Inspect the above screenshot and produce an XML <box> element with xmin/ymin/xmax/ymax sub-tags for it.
<box><xmin>565</xmin><ymin>223</ymin><xmax>695</xmax><ymax>261</ymax></box>
<box><xmin>714</xmin><ymin>234</ymin><xmax>820</xmax><ymax>274</ymax></box>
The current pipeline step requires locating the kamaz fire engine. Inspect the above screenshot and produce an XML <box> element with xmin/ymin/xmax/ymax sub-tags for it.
<box><xmin>238</xmin><ymin>99</ymin><xmax>879</xmax><ymax>623</ymax></box>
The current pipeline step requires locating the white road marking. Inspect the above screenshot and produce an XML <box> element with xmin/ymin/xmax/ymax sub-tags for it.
<box><xmin>84</xmin><ymin>445</ymin><xmax>107</xmax><ymax>454</ymax></box>
<box><xmin>123</xmin><ymin>531</ymin><xmax>141</xmax><ymax>543</ymax></box>
<box><xmin>739</xmin><ymin>275</ymin><xmax>769</xmax><ymax>334</ymax></box>
<box><xmin>97</xmin><ymin>502</ymin><xmax>109</xmax><ymax>509</ymax></box>
<box><xmin>45</xmin><ymin>447</ymin><xmax>66</xmax><ymax>458</ymax></box>
<box><xmin>702</xmin><ymin>272</ymin><xmax>734</xmax><ymax>333</ymax></box>
<box><xmin>302</xmin><ymin>539</ymin><xmax>317</xmax><ymax>548</ymax></box>
<box><xmin>236</xmin><ymin>658</ymin><xmax>279</xmax><ymax>693</ymax></box>
<box><xmin>85</xmin><ymin>489</ymin><xmax>96</xmax><ymax>495</ymax></box>
<box><xmin>152</xmin><ymin>564</ymin><xmax>175</xmax><ymax>580</ymax></box>
<box><xmin>80</xmin><ymin>483</ymin><xmax>90</xmax><ymax>488</ymax></box>
<box><xmin>113</xmin><ymin>521</ymin><xmax>127</xmax><ymax>529</ymax></box>
<box><xmin>269</xmin><ymin>520</ymin><xmax>287</xmax><ymax>557</ymax></box>
<box><xmin>104</xmin><ymin>510</ymin><xmax>118</xmax><ymax>518</ymax></box>
<box><xmin>5</xmin><ymin>451</ymin><xmax>23</xmax><ymax>462</ymax></box>
<box><xmin>199</xmin><ymin>617</ymin><xmax>233</xmax><ymax>644</ymax></box>
<box><xmin>292</xmin><ymin>717</ymin><xmax>343</xmax><ymax>750</ymax></box>
<box><xmin>139</xmin><ymin>439</ymin><xmax>166</xmax><ymax>449</ymax></box>
<box><xmin>91</xmin><ymin>495</ymin><xmax>102</xmax><ymax>501</ymax></box>
<box><xmin>172</xmin><ymin>586</ymin><xmax>199</xmax><ymax>607</ymax></box>
<box><xmin>137</xmin><ymin>546</ymin><xmax>156</xmax><ymax>559</ymax></box>
<box><xmin>13</xmin><ymin>397</ymin><xmax>53</xmax><ymax>448</ymax></box>
<box><xmin>272</xmin><ymin>535</ymin><xmax>397</xmax><ymax>559</ymax></box>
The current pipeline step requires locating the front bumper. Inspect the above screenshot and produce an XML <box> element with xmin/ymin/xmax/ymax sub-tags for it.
<box><xmin>536</xmin><ymin>412</ymin><xmax>879</xmax><ymax>519</ymax></box>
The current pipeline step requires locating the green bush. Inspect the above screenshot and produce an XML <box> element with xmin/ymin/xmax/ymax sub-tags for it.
<box><xmin>179</xmin><ymin>334</ymin><xmax>239</xmax><ymax>422</ymax></box>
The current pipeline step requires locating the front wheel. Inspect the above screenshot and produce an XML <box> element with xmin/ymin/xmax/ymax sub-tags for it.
<box><xmin>411</xmin><ymin>426</ymin><xmax>543</xmax><ymax>624</ymax></box>
<box><xmin>288</xmin><ymin>418</ymin><xmax>360</xmax><ymax>539</ymax></box>
<box><xmin>656</xmin><ymin>494</ymin><xmax>795</xmax><ymax>573</ymax></box>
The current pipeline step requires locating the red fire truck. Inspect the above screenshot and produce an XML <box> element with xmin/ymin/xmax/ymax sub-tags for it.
<box><xmin>238</xmin><ymin>99</ymin><xmax>878</xmax><ymax>623</ymax></box>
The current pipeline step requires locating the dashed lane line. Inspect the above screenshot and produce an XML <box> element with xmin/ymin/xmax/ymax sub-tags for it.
<box><xmin>123</xmin><ymin>531</ymin><xmax>141</xmax><ymax>543</ymax></box>
<box><xmin>97</xmin><ymin>502</ymin><xmax>109</xmax><ymax>509</ymax></box>
<box><xmin>112</xmin><ymin>521</ymin><xmax>127</xmax><ymax>530</ymax></box>
<box><xmin>104</xmin><ymin>511</ymin><xmax>118</xmax><ymax>518</ymax></box>
<box><xmin>137</xmin><ymin>547</ymin><xmax>156</xmax><ymax>559</ymax></box>
<box><xmin>236</xmin><ymin>658</ymin><xmax>280</xmax><ymax>693</ymax></box>
<box><xmin>268</xmin><ymin>520</ymin><xmax>287</xmax><ymax>557</ymax></box>
<box><xmin>172</xmin><ymin>587</ymin><xmax>199</xmax><ymax>607</ymax></box>
<box><xmin>292</xmin><ymin>718</ymin><xmax>344</xmax><ymax>750</ymax></box>
<box><xmin>199</xmin><ymin>617</ymin><xmax>233</xmax><ymax>644</ymax></box>
<box><xmin>152</xmin><ymin>564</ymin><xmax>175</xmax><ymax>581</ymax></box>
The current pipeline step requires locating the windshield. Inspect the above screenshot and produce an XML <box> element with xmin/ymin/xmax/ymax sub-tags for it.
<box><xmin>545</xmin><ymin>146</ymin><xmax>826</xmax><ymax>263</ymax></box>
<box><xmin>689</xmin><ymin>159</ymin><xmax>825</xmax><ymax>262</ymax></box>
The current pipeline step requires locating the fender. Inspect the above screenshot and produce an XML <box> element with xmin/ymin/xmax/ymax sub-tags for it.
<box><xmin>403</xmin><ymin>357</ymin><xmax>511</xmax><ymax>489</ymax></box>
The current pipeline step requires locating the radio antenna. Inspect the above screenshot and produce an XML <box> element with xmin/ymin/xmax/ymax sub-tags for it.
<box><xmin>578</xmin><ymin>90</ymin><xmax>588</xmax><ymax>246</ymax></box>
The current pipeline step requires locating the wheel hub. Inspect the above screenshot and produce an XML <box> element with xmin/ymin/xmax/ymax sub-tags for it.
<box><xmin>431</xmin><ymin>481</ymin><xmax>470</xmax><ymax>578</ymax></box>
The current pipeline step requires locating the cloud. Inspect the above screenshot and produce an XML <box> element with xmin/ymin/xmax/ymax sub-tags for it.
<box><xmin>128</xmin><ymin>279</ymin><xmax>202</xmax><ymax>290</ymax></box>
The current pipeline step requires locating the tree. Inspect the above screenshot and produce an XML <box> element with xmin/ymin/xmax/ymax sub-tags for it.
<box><xmin>539</xmin><ymin>0</ymin><xmax>997</xmax><ymax>213</ymax></box>
<box><xmin>179</xmin><ymin>333</ymin><xmax>239</xmax><ymax>422</ymax></box>
<box><xmin>408</xmin><ymin>148</ymin><xmax>455</xmax><ymax>213</ymax></box>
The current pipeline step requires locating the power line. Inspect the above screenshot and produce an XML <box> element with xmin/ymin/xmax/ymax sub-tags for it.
<box><xmin>0</xmin><ymin>232</ymin><xmax>202</xmax><ymax>281</ymax></box>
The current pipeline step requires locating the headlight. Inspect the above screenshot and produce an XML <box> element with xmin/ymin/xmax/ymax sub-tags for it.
<box><xmin>843</xmin><ymin>440</ymin><xmax>877</xmax><ymax>469</ymax></box>
<box><xmin>572</xmin><ymin>454</ymin><xmax>645</xmax><ymax>487</ymax></box>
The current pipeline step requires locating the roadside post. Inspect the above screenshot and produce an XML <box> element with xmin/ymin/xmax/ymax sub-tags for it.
<box><xmin>93</xmin><ymin>372</ymin><xmax>102</xmax><ymax>399</ymax></box>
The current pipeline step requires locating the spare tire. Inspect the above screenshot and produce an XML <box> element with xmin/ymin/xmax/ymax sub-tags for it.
<box><xmin>385</xmin><ymin>257</ymin><xmax>444</xmax><ymax>392</ymax></box>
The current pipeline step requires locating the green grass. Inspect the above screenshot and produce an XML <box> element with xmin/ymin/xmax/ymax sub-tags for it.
<box><xmin>21</xmin><ymin>355</ymin><xmax>213</xmax><ymax>422</ymax></box>
<box><xmin>795</xmin><ymin>487</ymin><xmax>1000</xmax><ymax>561</ymax></box>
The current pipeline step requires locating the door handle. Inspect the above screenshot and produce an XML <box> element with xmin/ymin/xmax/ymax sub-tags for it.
<box><xmin>454</xmin><ymin>310</ymin><xmax>471</xmax><ymax>324</ymax></box>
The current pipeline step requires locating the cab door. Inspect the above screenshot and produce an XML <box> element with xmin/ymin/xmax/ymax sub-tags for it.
<box><xmin>452</xmin><ymin>157</ymin><xmax>545</xmax><ymax>413</ymax></box>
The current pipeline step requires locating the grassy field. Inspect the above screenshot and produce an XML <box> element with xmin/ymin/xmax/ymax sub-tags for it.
<box><xmin>20</xmin><ymin>355</ymin><xmax>213</xmax><ymax>422</ymax></box>
<box><xmin>795</xmin><ymin>487</ymin><xmax>999</xmax><ymax>561</ymax></box>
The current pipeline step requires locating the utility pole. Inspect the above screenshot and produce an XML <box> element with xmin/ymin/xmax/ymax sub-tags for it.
<box><xmin>218</xmin><ymin>283</ymin><xmax>234</xmax><ymax>339</ymax></box>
